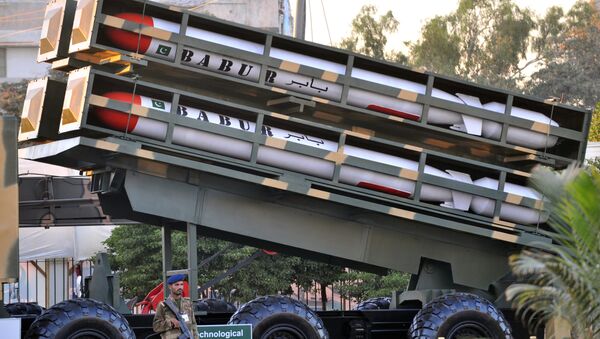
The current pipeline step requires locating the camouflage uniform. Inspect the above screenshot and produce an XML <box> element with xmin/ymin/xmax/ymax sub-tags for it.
<box><xmin>153</xmin><ymin>295</ymin><xmax>199</xmax><ymax>339</ymax></box>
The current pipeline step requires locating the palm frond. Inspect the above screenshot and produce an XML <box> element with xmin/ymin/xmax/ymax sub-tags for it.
<box><xmin>507</xmin><ymin>165</ymin><xmax>600</xmax><ymax>338</ymax></box>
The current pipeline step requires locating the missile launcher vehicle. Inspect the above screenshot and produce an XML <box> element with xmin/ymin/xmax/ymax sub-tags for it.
<box><xmin>4</xmin><ymin>0</ymin><xmax>591</xmax><ymax>338</ymax></box>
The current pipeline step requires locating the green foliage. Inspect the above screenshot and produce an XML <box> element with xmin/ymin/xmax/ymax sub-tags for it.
<box><xmin>292</xmin><ymin>258</ymin><xmax>344</xmax><ymax>289</ymax></box>
<box><xmin>104</xmin><ymin>226</ymin><xmax>349</xmax><ymax>305</ymax></box>
<box><xmin>589</xmin><ymin>102</ymin><xmax>600</xmax><ymax>142</ymax></box>
<box><xmin>527</xmin><ymin>1</ymin><xmax>600</xmax><ymax>107</ymax></box>
<box><xmin>507</xmin><ymin>166</ymin><xmax>600</xmax><ymax>337</ymax></box>
<box><xmin>291</xmin><ymin>258</ymin><xmax>345</xmax><ymax>310</ymax></box>
<box><xmin>409</xmin><ymin>16</ymin><xmax>460</xmax><ymax>76</ymax></box>
<box><xmin>585</xmin><ymin>156</ymin><xmax>600</xmax><ymax>172</ymax></box>
<box><xmin>410</xmin><ymin>0</ymin><xmax>534</xmax><ymax>90</ymax></box>
<box><xmin>104</xmin><ymin>225</ymin><xmax>405</xmax><ymax>307</ymax></box>
<box><xmin>339</xmin><ymin>5</ymin><xmax>407</xmax><ymax>63</ymax></box>
<box><xmin>337</xmin><ymin>270</ymin><xmax>409</xmax><ymax>302</ymax></box>
<box><xmin>0</xmin><ymin>80</ymin><xmax>28</xmax><ymax>116</ymax></box>
<box><xmin>207</xmin><ymin>250</ymin><xmax>297</xmax><ymax>302</ymax></box>
<box><xmin>104</xmin><ymin>225</ymin><xmax>183</xmax><ymax>298</ymax></box>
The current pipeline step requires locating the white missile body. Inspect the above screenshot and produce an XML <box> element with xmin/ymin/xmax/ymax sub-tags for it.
<box><xmin>104</xmin><ymin>13</ymin><xmax>560</xmax><ymax>150</ymax></box>
<box><xmin>100</xmin><ymin>93</ymin><xmax>459</xmax><ymax>202</ymax></box>
<box><xmin>350</xmin><ymin>69</ymin><xmax>560</xmax><ymax>149</ymax></box>
<box><xmin>93</xmin><ymin>92</ymin><xmax>546</xmax><ymax>225</ymax></box>
<box><xmin>471</xmin><ymin>178</ymin><xmax>548</xmax><ymax>224</ymax></box>
<box><xmin>480</xmin><ymin>102</ymin><xmax>559</xmax><ymax>149</ymax></box>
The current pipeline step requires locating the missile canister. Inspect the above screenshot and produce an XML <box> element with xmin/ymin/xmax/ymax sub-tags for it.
<box><xmin>92</xmin><ymin>91</ymin><xmax>547</xmax><ymax>225</ymax></box>
<box><xmin>100</xmin><ymin>13</ymin><xmax>560</xmax><ymax>150</ymax></box>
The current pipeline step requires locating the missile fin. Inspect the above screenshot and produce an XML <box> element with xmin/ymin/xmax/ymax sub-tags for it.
<box><xmin>460</xmin><ymin>114</ymin><xmax>482</xmax><ymax>136</ymax></box>
<box><xmin>454</xmin><ymin>93</ymin><xmax>483</xmax><ymax>136</ymax></box>
<box><xmin>450</xmin><ymin>123</ymin><xmax>467</xmax><ymax>133</ymax></box>
<box><xmin>445</xmin><ymin>170</ymin><xmax>473</xmax><ymax>211</ymax></box>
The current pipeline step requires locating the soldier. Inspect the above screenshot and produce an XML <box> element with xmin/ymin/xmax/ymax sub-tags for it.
<box><xmin>153</xmin><ymin>274</ymin><xmax>199</xmax><ymax>339</ymax></box>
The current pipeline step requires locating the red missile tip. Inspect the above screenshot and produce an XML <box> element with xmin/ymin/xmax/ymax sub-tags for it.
<box><xmin>93</xmin><ymin>92</ymin><xmax>141</xmax><ymax>133</ymax></box>
<box><xmin>366</xmin><ymin>104</ymin><xmax>421</xmax><ymax>121</ymax></box>
<box><xmin>104</xmin><ymin>13</ymin><xmax>154</xmax><ymax>53</ymax></box>
<box><xmin>357</xmin><ymin>182</ymin><xmax>411</xmax><ymax>198</ymax></box>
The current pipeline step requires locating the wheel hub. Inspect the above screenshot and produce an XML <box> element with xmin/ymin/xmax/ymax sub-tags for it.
<box><xmin>447</xmin><ymin>321</ymin><xmax>493</xmax><ymax>339</ymax></box>
<box><xmin>262</xmin><ymin>324</ymin><xmax>306</xmax><ymax>339</ymax></box>
<box><xmin>67</xmin><ymin>328</ymin><xmax>112</xmax><ymax>339</ymax></box>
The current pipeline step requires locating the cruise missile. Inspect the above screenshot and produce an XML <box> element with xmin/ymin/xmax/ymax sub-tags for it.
<box><xmin>471</xmin><ymin>177</ymin><xmax>548</xmax><ymax>224</ymax></box>
<box><xmin>102</xmin><ymin>13</ymin><xmax>560</xmax><ymax>150</ymax></box>
<box><xmin>480</xmin><ymin>102</ymin><xmax>559</xmax><ymax>149</ymax></box>
<box><xmin>93</xmin><ymin>92</ymin><xmax>462</xmax><ymax>203</ymax></box>
<box><xmin>350</xmin><ymin>68</ymin><xmax>560</xmax><ymax>149</ymax></box>
<box><xmin>92</xmin><ymin>92</ymin><xmax>545</xmax><ymax>225</ymax></box>
<box><xmin>104</xmin><ymin>13</ymin><xmax>262</xmax><ymax>81</ymax></box>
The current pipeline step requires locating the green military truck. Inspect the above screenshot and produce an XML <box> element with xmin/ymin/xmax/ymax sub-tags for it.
<box><xmin>3</xmin><ymin>0</ymin><xmax>592</xmax><ymax>338</ymax></box>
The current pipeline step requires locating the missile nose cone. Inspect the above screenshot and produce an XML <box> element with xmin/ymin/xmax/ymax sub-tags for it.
<box><xmin>104</xmin><ymin>13</ymin><xmax>153</xmax><ymax>53</ymax></box>
<box><xmin>93</xmin><ymin>92</ymin><xmax>140</xmax><ymax>133</ymax></box>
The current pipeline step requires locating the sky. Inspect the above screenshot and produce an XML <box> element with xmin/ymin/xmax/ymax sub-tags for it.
<box><xmin>293</xmin><ymin>0</ymin><xmax>578</xmax><ymax>52</ymax></box>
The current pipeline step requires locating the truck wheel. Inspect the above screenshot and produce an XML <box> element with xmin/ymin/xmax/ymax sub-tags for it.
<box><xmin>194</xmin><ymin>298</ymin><xmax>237</xmax><ymax>313</ymax></box>
<box><xmin>5</xmin><ymin>302</ymin><xmax>45</xmax><ymax>316</ymax></box>
<box><xmin>408</xmin><ymin>293</ymin><xmax>512</xmax><ymax>339</ymax></box>
<box><xmin>25</xmin><ymin>298</ymin><xmax>134</xmax><ymax>339</ymax></box>
<box><xmin>228</xmin><ymin>295</ymin><xmax>329</xmax><ymax>339</ymax></box>
<box><xmin>354</xmin><ymin>297</ymin><xmax>391</xmax><ymax>310</ymax></box>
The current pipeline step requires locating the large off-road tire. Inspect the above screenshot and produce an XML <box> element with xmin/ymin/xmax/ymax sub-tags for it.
<box><xmin>354</xmin><ymin>297</ymin><xmax>391</xmax><ymax>310</ymax></box>
<box><xmin>194</xmin><ymin>298</ymin><xmax>237</xmax><ymax>313</ymax></box>
<box><xmin>25</xmin><ymin>298</ymin><xmax>135</xmax><ymax>339</ymax></box>
<box><xmin>5</xmin><ymin>302</ymin><xmax>45</xmax><ymax>316</ymax></box>
<box><xmin>408</xmin><ymin>293</ymin><xmax>512</xmax><ymax>339</ymax></box>
<box><xmin>228</xmin><ymin>295</ymin><xmax>329</xmax><ymax>339</ymax></box>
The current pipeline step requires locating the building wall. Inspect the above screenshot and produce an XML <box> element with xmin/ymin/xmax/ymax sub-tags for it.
<box><xmin>176</xmin><ymin>0</ymin><xmax>292</xmax><ymax>34</ymax></box>
<box><xmin>0</xmin><ymin>0</ymin><xmax>47</xmax><ymax>82</ymax></box>
<box><xmin>189</xmin><ymin>0</ymin><xmax>283</xmax><ymax>32</ymax></box>
<box><xmin>586</xmin><ymin>142</ymin><xmax>600</xmax><ymax>160</ymax></box>
<box><xmin>2</xmin><ymin>47</ymin><xmax>49</xmax><ymax>82</ymax></box>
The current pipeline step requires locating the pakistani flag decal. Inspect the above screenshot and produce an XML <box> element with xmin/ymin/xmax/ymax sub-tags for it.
<box><xmin>156</xmin><ymin>44</ymin><xmax>172</xmax><ymax>56</ymax></box>
<box><xmin>151</xmin><ymin>99</ymin><xmax>166</xmax><ymax>110</ymax></box>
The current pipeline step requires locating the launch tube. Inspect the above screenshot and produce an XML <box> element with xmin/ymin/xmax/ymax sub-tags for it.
<box><xmin>351</xmin><ymin>68</ymin><xmax>560</xmax><ymax>149</ymax></box>
<box><xmin>93</xmin><ymin>92</ymin><xmax>459</xmax><ymax>204</ymax></box>
<box><xmin>92</xmin><ymin>92</ymin><xmax>546</xmax><ymax>225</ymax></box>
<box><xmin>103</xmin><ymin>13</ymin><xmax>560</xmax><ymax>150</ymax></box>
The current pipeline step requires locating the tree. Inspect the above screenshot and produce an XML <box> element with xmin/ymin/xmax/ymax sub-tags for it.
<box><xmin>337</xmin><ymin>270</ymin><xmax>410</xmax><ymax>303</ymax></box>
<box><xmin>104</xmin><ymin>225</ymin><xmax>269</xmax><ymax>300</ymax></box>
<box><xmin>506</xmin><ymin>165</ymin><xmax>600</xmax><ymax>338</ymax></box>
<box><xmin>291</xmin><ymin>258</ymin><xmax>345</xmax><ymax>310</ymax></box>
<box><xmin>208</xmin><ymin>249</ymin><xmax>298</xmax><ymax>303</ymax></box>
<box><xmin>589</xmin><ymin>102</ymin><xmax>600</xmax><ymax>142</ymax></box>
<box><xmin>104</xmin><ymin>225</ymin><xmax>184</xmax><ymax>298</ymax></box>
<box><xmin>409</xmin><ymin>0</ymin><xmax>535</xmax><ymax>90</ymax></box>
<box><xmin>527</xmin><ymin>1</ymin><xmax>600</xmax><ymax>108</ymax></box>
<box><xmin>409</xmin><ymin>15</ymin><xmax>460</xmax><ymax>76</ymax></box>
<box><xmin>339</xmin><ymin>5</ymin><xmax>407</xmax><ymax>63</ymax></box>
<box><xmin>104</xmin><ymin>225</ymin><xmax>346</xmax><ymax>305</ymax></box>
<box><xmin>0</xmin><ymin>80</ymin><xmax>28</xmax><ymax>116</ymax></box>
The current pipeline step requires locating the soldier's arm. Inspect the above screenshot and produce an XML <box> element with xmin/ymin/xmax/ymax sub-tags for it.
<box><xmin>152</xmin><ymin>302</ymin><xmax>172</xmax><ymax>333</ymax></box>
